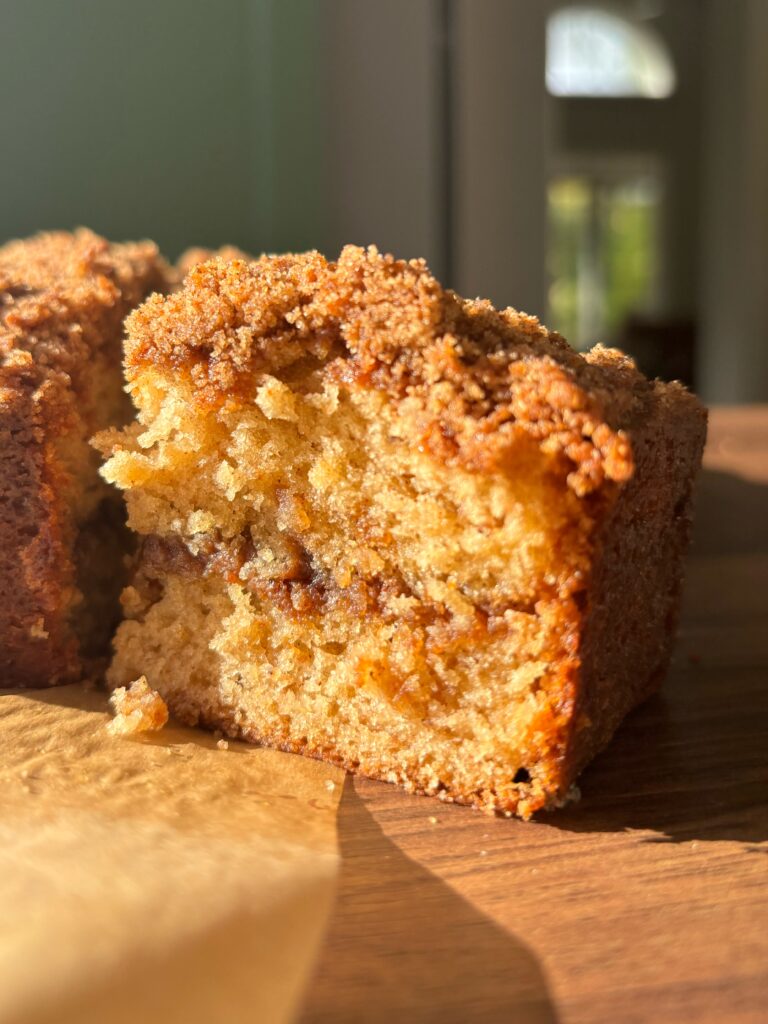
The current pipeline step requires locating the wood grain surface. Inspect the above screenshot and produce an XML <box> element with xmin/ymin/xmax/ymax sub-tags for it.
<box><xmin>299</xmin><ymin>406</ymin><xmax>768</xmax><ymax>1024</ymax></box>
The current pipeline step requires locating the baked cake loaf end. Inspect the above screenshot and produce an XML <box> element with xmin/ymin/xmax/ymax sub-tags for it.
<box><xmin>98</xmin><ymin>246</ymin><xmax>706</xmax><ymax>817</ymax></box>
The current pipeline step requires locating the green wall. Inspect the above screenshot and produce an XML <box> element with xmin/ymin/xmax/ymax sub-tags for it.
<box><xmin>0</xmin><ymin>0</ymin><xmax>329</xmax><ymax>259</ymax></box>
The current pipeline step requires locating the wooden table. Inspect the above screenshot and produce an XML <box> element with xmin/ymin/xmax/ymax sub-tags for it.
<box><xmin>300</xmin><ymin>407</ymin><xmax>768</xmax><ymax>1024</ymax></box>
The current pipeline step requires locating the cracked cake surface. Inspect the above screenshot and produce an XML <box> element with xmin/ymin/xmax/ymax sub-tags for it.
<box><xmin>98</xmin><ymin>245</ymin><xmax>706</xmax><ymax>817</ymax></box>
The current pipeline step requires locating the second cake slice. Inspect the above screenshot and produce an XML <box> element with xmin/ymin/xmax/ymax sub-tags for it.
<box><xmin>1</xmin><ymin>229</ymin><xmax>169</xmax><ymax>687</ymax></box>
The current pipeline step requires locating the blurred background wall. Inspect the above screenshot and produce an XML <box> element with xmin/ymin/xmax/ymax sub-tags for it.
<box><xmin>1</xmin><ymin>0</ymin><xmax>766</xmax><ymax>401</ymax></box>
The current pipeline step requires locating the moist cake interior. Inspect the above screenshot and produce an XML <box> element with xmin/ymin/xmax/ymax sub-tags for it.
<box><xmin>103</xmin><ymin>365</ymin><xmax>592</xmax><ymax>810</ymax></box>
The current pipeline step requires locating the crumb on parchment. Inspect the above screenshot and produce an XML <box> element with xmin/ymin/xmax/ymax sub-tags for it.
<box><xmin>107</xmin><ymin>676</ymin><xmax>169</xmax><ymax>737</ymax></box>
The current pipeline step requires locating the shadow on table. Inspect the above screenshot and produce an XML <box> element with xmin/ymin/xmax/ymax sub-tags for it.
<box><xmin>547</xmin><ymin>685</ymin><xmax>768</xmax><ymax>847</ymax></box>
<box><xmin>300</xmin><ymin>778</ymin><xmax>558</xmax><ymax>1024</ymax></box>
<box><xmin>690</xmin><ymin>468</ymin><xmax>768</xmax><ymax>555</ymax></box>
<box><xmin>550</xmin><ymin>467</ymin><xmax>768</xmax><ymax>847</ymax></box>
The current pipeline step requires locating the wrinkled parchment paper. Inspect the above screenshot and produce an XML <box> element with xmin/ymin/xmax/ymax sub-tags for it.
<box><xmin>0</xmin><ymin>685</ymin><xmax>344</xmax><ymax>1024</ymax></box>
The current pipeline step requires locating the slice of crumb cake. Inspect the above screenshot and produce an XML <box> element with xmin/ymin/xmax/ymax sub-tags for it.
<box><xmin>97</xmin><ymin>246</ymin><xmax>706</xmax><ymax>817</ymax></box>
<box><xmin>0</xmin><ymin>229</ymin><xmax>169</xmax><ymax>687</ymax></box>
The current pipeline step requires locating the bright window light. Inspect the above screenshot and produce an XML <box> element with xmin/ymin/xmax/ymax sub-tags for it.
<box><xmin>547</xmin><ymin>5</ymin><xmax>676</xmax><ymax>99</ymax></box>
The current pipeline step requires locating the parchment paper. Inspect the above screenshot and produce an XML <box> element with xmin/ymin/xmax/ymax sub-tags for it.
<box><xmin>0</xmin><ymin>685</ymin><xmax>344</xmax><ymax>1024</ymax></box>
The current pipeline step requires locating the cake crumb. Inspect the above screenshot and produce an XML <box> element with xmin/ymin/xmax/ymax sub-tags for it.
<box><xmin>428</xmin><ymin>816</ymin><xmax>438</xmax><ymax>825</ymax></box>
<box><xmin>480</xmin><ymin>849</ymin><xmax>488</xmax><ymax>857</ymax></box>
<box><xmin>553</xmin><ymin>784</ymin><xmax>582</xmax><ymax>809</ymax></box>
<box><xmin>28</xmin><ymin>618</ymin><xmax>49</xmax><ymax>640</ymax></box>
<box><xmin>107</xmin><ymin>677</ymin><xmax>169</xmax><ymax>737</ymax></box>
<box><xmin>216</xmin><ymin>738</ymin><xmax>229</xmax><ymax>750</ymax></box>
<box><xmin>325</xmin><ymin>779</ymin><xmax>336</xmax><ymax>792</ymax></box>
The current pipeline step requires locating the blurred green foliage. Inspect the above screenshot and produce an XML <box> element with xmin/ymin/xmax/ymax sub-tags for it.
<box><xmin>547</xmin><ymin>174</ymin><xmax>659</xmax><ymax>350</ymax></box>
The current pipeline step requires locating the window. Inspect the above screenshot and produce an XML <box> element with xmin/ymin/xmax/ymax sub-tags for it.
<box><xmin>547</xmin><ymin>170</ymin><xmax>662</xmax><ymax>350</ymax></box>
<box><xmin>546</xmin><ymin>5</ymin><xmax>676</xmax><ymax>99</ymax></box>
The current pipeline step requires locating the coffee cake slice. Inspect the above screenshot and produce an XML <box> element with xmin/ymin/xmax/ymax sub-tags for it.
<box><xmin>0</xmin><ymin>229</ymin><xmax>169</xmax><ymax>687</ymax></box>
<box><xmin>98</xmin><ymin>247</ymin><xmax>706</xmax><ymax>817</ymax></box>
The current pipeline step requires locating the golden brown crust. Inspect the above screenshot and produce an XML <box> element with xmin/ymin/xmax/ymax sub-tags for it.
<box><xmin>1</xmin><ymin>229</ymin><xmax>169</xmax><ymax>386</ymax></box>
<box><xmin>563</xmin><ymin>383</ymin><xmax>708</xmax><ymax>784</ymax></box>
<box><xmin>0</xmin><ymin>229</ymin><xmax>170</xmax><ymax>687</ymax></box>
<box><xmin>174</xmin><ymin>245</ymin><xmax>252</xmax><ymax>283</ymax></box>
<box><xmin>124</xmin><ymin>247</ymin><xmax>646</xmax><ymax>495</ymax></box>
